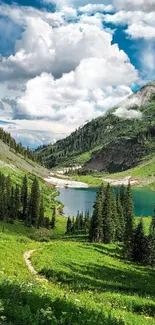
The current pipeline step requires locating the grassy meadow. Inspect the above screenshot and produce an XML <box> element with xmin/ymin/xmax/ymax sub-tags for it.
<box><xmin>0</xmin><ymin>216</ymin><xmax>155</xmax><ymax>325</ymax></box>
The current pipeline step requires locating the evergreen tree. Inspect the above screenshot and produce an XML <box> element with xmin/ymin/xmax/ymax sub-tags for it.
<box><xmin>14</xmin><ymin>185</ymin><xmax>20</xmax><ymax>220</ymax></box>
<box><xmin>89</xmin><ymin>187</ymin><xmax>103</xmax><ymax>242</ymax></box>
<box><xmin>5</xmin><ymin>175</ymin><xmax>12</xmax><ymax>221</ymax></box>
<box><xmin>21</xmin><ymin>175</ymin><xmax>28</xmax><ymax>221</ymax></box>
<box><xmin>26</xmin><ymin>195</ymin><xmax>32</xmax><ymax>227</ymax></box>
<box><xmin>66</xmin><ymin>217</ymin><xmax>72</xmax><ymax>234</ymax></box>
<box><xmin>116</xmin><ymin>193</ymin><xmax>125</xmax><ymax>241</ymax></box>
<box><xmin>9</xmin><ymin>186</ymin><xmax>15</xmax><ymax>222</ymax></box>
<box><xmin>29</xmin><ymin>178</ymin><xmax>40</xmax><ymax>228</ymax></box>
<box><xmin>147</xmin><ymin>206</ymin><xmax>155</xmax><ymax>267</ymax></box>
<box><xmin>102</xmin><ymin>184</ymin><xmax>115</xmax><ymax>244</ymax></box>
<box><xmin>123</xmin><ymin>183</ymin><xmax>135</xmax><ymax>260</ymax></box>
<box><xmin>132</xmin><ymin>219</ymin><xmax>147</xmax><ymax>263</ymax></box>
<box><xmin>50</xmin><ymin>207</ymin><xmax>56</xmax><ymax>229</ymax></box>
<box><xmin>71</xmin><ymin>217</ymin><xmax>76</xmax><ymax>233</ymax></box>
<box><xmin>38</xmin><ymin>196</ymin><xmax>44</xmax><ymax>227</ymax></box>
<box><xmin>119</xmin><ymin>185</ymin><xmax>127</xmax><ymax>218</ymax></box>
<box><xmin>0</xmin><ymin>173</ymin><xmax>5</xmax><ymax>221</ymax></box>
<box><xmin>84</xmin><ymin>210</ymin><xmax>90</xmax><ymax>234</ymax></box>
<box><xmin>44</xmin><ymin>217</ymin><xmax>50</xmax><ymax>229</ymax></box>
<box><xmin>75</xmin><ymin>211</ymin><xmax>81</xmax><ymax>232</ymax></box>
<box><xmin>79</xmin><ymin>211</ymin><xmax>84</xmax><ymax>230</ymax></box>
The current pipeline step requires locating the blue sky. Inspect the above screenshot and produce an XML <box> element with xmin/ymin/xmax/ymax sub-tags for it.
<box><xmin>0</xmin><ymin>0</ymin><xmax>154</xmax><ymax>147</ymax></box>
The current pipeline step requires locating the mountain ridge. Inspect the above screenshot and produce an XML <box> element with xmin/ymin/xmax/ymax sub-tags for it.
<box><xmin>35</xmin><ymin>81</ymin><xmax>155</xmax><ymax>172</ymax></box>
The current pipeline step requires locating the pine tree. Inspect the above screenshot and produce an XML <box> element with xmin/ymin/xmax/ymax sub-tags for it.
<box><xmin>119</xmin><ymin>185</ymin><xmax>127</xmax><ymax>218</ymax></box>
<box><xmin>79</xmin><ymin>211</ymin><xmax>84</xmax><ymax>231</ymax></box>
<box><xmin>116</xmin><ymin>193</ymin><xmax>125</xmax><ymax>241</ymax></box>
<box><xmin>123</xmin><ymin>183</ymin><xmax>135</xmax><ymax>260</ymax></box>
<box><xmin>66</xmin><ymin>217</ymin><xmax>72</xmax><ymax>234</ymax></box>
<box><xmin>111</xmin><ymin>188</ymin><xmax>117</xmax><ymax>242</ymax></box>
<box><xmin>84</xmin><ymin>210</ymin><xmax>90</xmax><ymax>234</ymax></box>
<box><xmin>75</xmin><ymin>211</ymin><xmax>80</xmax><ymax>232</ymax></box>
<box><xmin>44</xmin><ymin>217</ymin><xmax>50</xmax><ymax>229</ymax></box>
<box><xmin>29</xmin><ymin>178</ymin><xmax>40</xmax><ymax>228</ymax></box>
<box><xmin>89</xmin><ymin>187</ymin><xmax>103</xmax><ymax>242</ymax></box>
<box><xmin>25</xmin><ymin>195</ymin><xmax>32</xmax><ymax>227</ymax></box>
<box><xmin>38</xmin><ymin>196</ymin><xmax>44</xmax><ymax>227</ymax></box>
<box><xmin>50</xmin><ymin>207</ymin><xmax>56</xmax><ymax>229</ymax></box>
<box><xmin>14</xmin><ymin>185</ymin><xmax>20</xmax><ymax>220</ymax></box>
<box><xmin>21</xmin><ymin>175</ymin><xmax>28</xmax><ymax>221</ymax></box>
<box><xmin>71</xmin><ymin>217</ymin><xmax>76</xmax><ymax>233</ymax></box>
<box><xmin>9</xmin><ymin>186</ymin><xmax>15</xmax><ymax>223</ymax></box>
<box><xmin>147</xmin><ymin>206</ymin><xmax>155</xmax><ymax>267</ymax></box>
<box><xmin>0</xmin><ymin>173</ymin><xmax>5</xmax><ymax>221</ymax></box>
<box><xmin>102</xmin><ymin>184</ymin><xmax>114</xmax><ymax>244</ymax></box>
<box><xmin>132</xmin><ymin>219</ymin><xmax>147</xmax><ymax>263</ymax></box>
<box><xmin>5</xmin><ymin>175</ymin><xmax>12</xmax><ymax>222</ymax></box>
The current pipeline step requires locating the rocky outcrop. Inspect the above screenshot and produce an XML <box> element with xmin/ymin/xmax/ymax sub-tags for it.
<box><xmin>86</xmin><ymin>138</ymin><xmax>150</xmax><ymax>173</ymax></box>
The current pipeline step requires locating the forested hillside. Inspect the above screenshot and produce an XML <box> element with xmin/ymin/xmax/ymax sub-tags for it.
<box><xmin>35</xmin><ymin>81</ymin><xmax>155</xmax><ymax>172</ymax></box>
<box><xmin>0</xmin><ymin>128</ymin><xmax>38</xmax><ymax>162</ymax></box>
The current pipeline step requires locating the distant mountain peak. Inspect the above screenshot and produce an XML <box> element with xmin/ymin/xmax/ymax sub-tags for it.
<box><xmin>114</xmin><ymin>81</ymin><xmax>155</xmax><ymax>113</ymax></box>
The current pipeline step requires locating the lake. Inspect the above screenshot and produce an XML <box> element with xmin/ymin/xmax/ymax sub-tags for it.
<box><xmin>58</xmin><ymin>187</ymin><xmax>155</xmax><ymax>217</ymax></box>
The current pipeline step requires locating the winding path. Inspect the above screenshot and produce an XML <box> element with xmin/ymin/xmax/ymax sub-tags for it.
<box><xmin>24</xmin><ymin>250</ymin><xmax>47</xmax><ymax>282</ymax></box>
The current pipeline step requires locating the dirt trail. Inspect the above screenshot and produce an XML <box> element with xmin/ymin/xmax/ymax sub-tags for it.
<box><xmin>24</xmin><ymin>250</ymin><xmax>47</xmax><ymax>282</ymax></box>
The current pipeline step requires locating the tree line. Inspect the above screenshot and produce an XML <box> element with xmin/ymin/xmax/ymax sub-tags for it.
<box><xmin>66</xmin><ymin>183</ymin><xmax>155</xmax><ymax>267</ymax></box>
<box><xmin>0</xmin><ymin>173</ymin><xmax>56</xmax><ymax>229</ymax></box>
<box><xmin>66</xmin><ymin>210</ymin><xmax>91</xmax><ymax>235</ymax></box>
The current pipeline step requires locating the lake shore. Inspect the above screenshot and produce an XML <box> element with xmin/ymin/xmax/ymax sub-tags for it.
<box><xmin>102</xmin><ymin>176</ymin><xmax>138</xmax><ymax>186</ymax></box>
<box><xmin>44</xmin><ymin>175</ymin><xmax>89</xmax><ymax>188</ymax></box>
<box><xmin>44</xmin><ymin>174</ymin><xmax>139</xmax><ymax>188</ymax></box>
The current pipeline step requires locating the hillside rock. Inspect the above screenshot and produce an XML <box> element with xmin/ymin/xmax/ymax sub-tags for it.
<box><xmin>85</xmin><ymin>138</ymin><xmax>151</xmax><ymax>172</ymax></box>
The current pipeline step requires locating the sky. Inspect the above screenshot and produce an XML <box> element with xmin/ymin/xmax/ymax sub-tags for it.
<box><xmin>0</xmin><ymin>0</ymin><xmax>155</xmax><ymax>148</ymax></box>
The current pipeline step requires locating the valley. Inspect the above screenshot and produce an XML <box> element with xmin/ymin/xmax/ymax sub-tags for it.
<box><xmin>0</xmin><ymin>82</ymin><xmax>155</xmax><ymax>325</ymax></box>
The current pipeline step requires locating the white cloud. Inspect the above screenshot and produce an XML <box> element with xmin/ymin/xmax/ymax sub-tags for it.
<box><xmin>61</xmin><ymin>6</ymin><xmax>77</xmax><ymax>18</ymax></box>
<box><xmin>114</xmin><ymin>0</ymin><xmax>155</xmax><ymax>11</ymax></box>
<box><xmin>0</xmin><ymin>15</ymin><xmax>139</xmax><ymax>82</ymax></box>
<box><xmin>113</xmin><ymin>106</ymin><xmax>142</xmax><ymax>119</ymax></box>
<box><xmin>104</xmin><ymin>11</ymin><xmax>155</xmax><ymax>26</ymax></box>
<box><xmin>0</xmin><ymin>3</ymin><xmax>64</xmax><ymax>26</ymax></box>
<box><xmin>103</xmin><ymin>11</ymin><xmax>155</xmax><ymax>39</ymax></box>
<box><xmin>5</xmin><ymin>72</ymin><xmax>133</xmax><ymax>127</ymax></box>
<box><xmin>126</xmin><ymin>23</ymin><xmax>155</xmax><ymax>39</ymax></box>
<box><xmin>75</xmin><ymin>56</ymin><xmax>138</xmax><ymax>89</ymax></box>
<box><xmin>79</xmin><ymin>14</ymin><xmax>103</xmax><ymax>28</ymax></box>
<box><xmin>79</xmin><ymin>4</ymin><xmax>114</xmax><ymax>13</ymax></box>
<box><xmin>0</xmin><ymin>2</ymin><xmax>141</xmax><ymax>147</ymax></box>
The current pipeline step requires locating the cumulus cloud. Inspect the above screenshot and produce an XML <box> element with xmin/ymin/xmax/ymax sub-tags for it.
<box><xmin>113</xmin><ymin>106</ymin><xmax>142</xmax><ymax>119</ymax></box>
<box><xmin>0</xmin><ymin>3</ymin><xmax>64</xmax><ymax>26</ymax></box>
<box><xmin>126</xmin><ymin>23</ymin><xmax>155</xmax><ymax>39</ymax></box>
<box><xmin>79</xmin><ymin>4</ymin><xmax>114</xmax><ymax>13</ymax></box>
<box><xmin>61</xmin><ymin>6</ymin><xmax>77</xmax><ymax>18</ymax></box>
<box><xmin>104</xmin><ymin>11</ymin><xmax>155</xmax><ymax>39</ymax></box>
<box><xmin>3</xmin><ymin>72</ymin><xmax>133</xmax><ymax>128</ymax></box>
<box><xmin>113</xmin><ymin>0</ymin><xmax>155</xmax><ymax>11</ymax></box>
<box><xmin>0</xmin><ymin>2</ymin><xmax>141</xmax><ymax>147</ymax></box>
<box><xmin>0</xmin><ymin>14</ymin><xmax>139</xmax><ymax>82</ymax></box>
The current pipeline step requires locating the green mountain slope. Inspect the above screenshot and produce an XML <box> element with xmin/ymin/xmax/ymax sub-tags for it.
<box><xmin>0</xmin><ymin>139</ymin><xmax>50</xmax><ymax>179</ymax></box>
<box><xmin>35</xmin><ymin>81</ymin><xmax>155</xmax><ymax>172</ymax></box>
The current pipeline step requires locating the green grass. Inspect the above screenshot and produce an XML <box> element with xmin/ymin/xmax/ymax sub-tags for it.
<box><xmin>71</xmin><ymin>174</ymin><xmax>104</xmax><ymax>187</ymax></box>
<box><xmin>32</xmin><ymin>239</ymin><xmax>155</xmax><ymax>325</ymax></box>
<box><xmin>0</xmin><ymin>217</ymin><xmax>155</xmax><ymax>325</ymax></box>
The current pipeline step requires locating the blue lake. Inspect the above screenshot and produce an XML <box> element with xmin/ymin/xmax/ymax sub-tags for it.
<box><xmin>58</xmin><ymin>187</ymin><xmax>155</xmax><ymax>217</ymax></box>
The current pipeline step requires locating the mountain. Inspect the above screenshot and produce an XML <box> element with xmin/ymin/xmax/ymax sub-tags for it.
<box><xmin>35</xmin><ymin>81</ymin><xmax>155</xmax><ymax>172</ymax></box>
<box><xmin>0</xmin><ymin>129</ymin><xmax>50</xmax><ymax>179</ymax></box>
